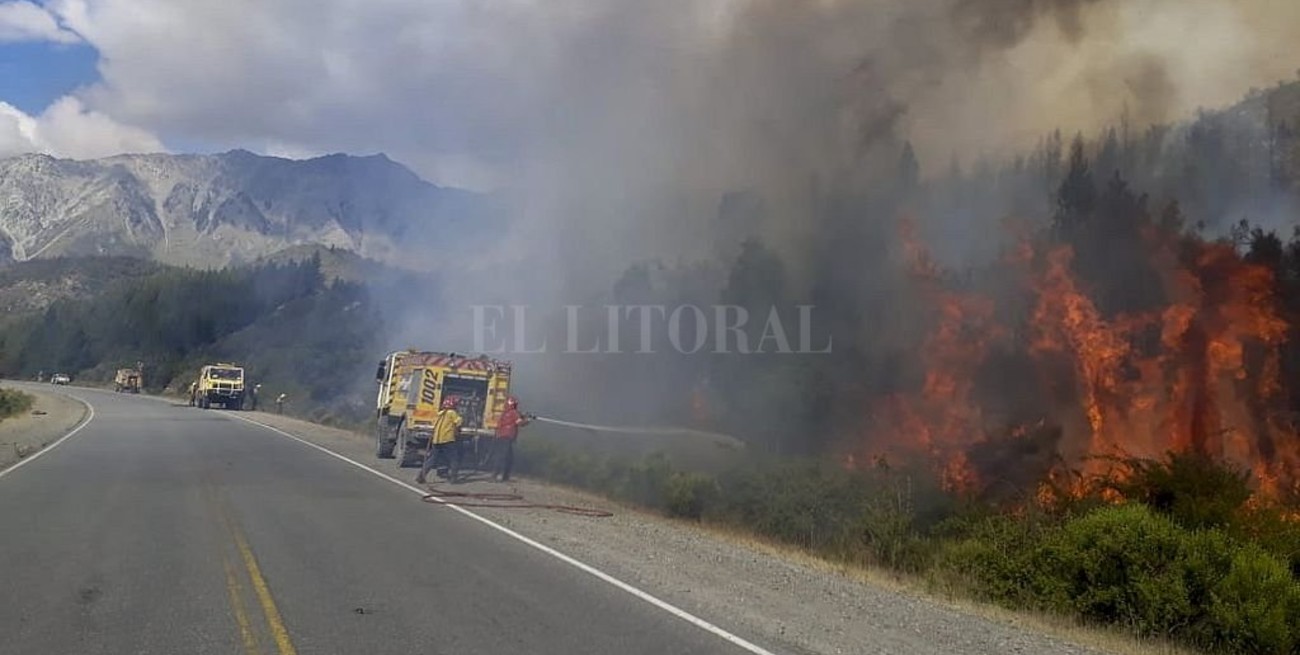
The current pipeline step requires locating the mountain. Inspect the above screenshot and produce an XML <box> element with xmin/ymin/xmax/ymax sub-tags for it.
<box><xmin>0</xmin><ymin>150</ymin><xmax>500</xmax><ymax>269</ymax></box>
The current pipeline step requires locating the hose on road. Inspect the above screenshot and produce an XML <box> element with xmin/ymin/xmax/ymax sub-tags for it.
<box><xmin>420</xmin><ymin>485</ymin><xmax>614</xmax><ymax>518</ymax></box>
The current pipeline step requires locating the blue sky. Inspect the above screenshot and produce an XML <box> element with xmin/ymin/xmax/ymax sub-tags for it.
<box><xmin>0</xmin><ymin>40</ymin><xmax>97</xmax><ymax>113</ymax></box>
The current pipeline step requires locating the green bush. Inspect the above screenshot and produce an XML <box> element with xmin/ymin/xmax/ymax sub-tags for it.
<box><xmin>616</xmin><ymin>452</ymin><xmax>674</xmax><ymax>508</ymax></box>
<box><xmin>708</xmin><ymin>462</ymin><xmax>869</xmax><ymax>552</ymax></box>
<box><xmin>0</xmin><ymin>388</ymin><xmax>34</xmax><ymax>420</ymax></box>
<box><xmin>937</xmin><ymin>514</ymin><xmax>1046</xmax><ymax>605</ymax></box>
<box><xmin>516</xmin><ymin>443</ymin><xmax>678</xmax><ymax>511</ymax></box>
<box><xmin>1194</xmin><ymin>540</ymin><xmax>1300</xmax><ymax>654</ymax></box>
<box><xmin>1112</xmin><ymin>453</ymin><xmax>1253</xmax><ymax>530</ymax></box>
<box><xmin>1034</xmin><ymin>504</ymin><xmax>1195</xmax><ymax>635</ymax></box>
<box><xmin>665</xmin><ymin>472</ymin><xmax>718</xmax><ymax>520</ymax></box>
<box><xmin>944</xmin><ymin>503</ymin><xmax>1300</xmax><ymax>654</ymax></box>
<box><xmin>858</xmin><ymin>472</ymin><xmax>932</xmax><ymax>572</ymax></box>
<box><xmin>1229</xmin><ymin>505</ymin><xmax>1300</xmax><ymax>579</ymax></box>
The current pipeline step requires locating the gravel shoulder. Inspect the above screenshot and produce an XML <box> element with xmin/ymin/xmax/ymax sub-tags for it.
<box><xmin>0</xmin><ymin>382</ymin><xmax>88</xmax><ymax>471</ymax></box>
<box><xmin>226</xmin><ymin>409</ymin><xmax>1139</xmax><ymax>655</ymax></box>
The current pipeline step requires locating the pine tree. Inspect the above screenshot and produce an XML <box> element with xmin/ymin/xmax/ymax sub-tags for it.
<box><xmin>898</xmin><ymin>141</ymin><xmax>920</xmax><ymax>195</ymax></box>
<box><xmin>1053</xmin><ymin>134</ymin><xmax>1096</xmax><ymax>238</ymax></box>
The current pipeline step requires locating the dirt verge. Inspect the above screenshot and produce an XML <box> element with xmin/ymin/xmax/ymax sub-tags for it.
<box><xmin>0</xmin><ymin>383</ymin><xmax>89</xmax><ymax>471</ymax></box>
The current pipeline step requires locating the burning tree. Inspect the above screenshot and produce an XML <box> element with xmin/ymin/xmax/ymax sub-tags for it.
<box><xmin>852</xmin><ymin>144</ymin><xmax>1300</xmax><ymax>505</ymax></box>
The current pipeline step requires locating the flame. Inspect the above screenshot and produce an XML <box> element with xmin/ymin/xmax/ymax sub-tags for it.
<box><xmin>1028</xmin><ymin>245</ymin><xmax>1132</xmax><ymax>470</ymax></box>
<box><xmin>847</xmin><ymin>217</ymin><xmax>1300</xmax><ymax>504</ymax></box>
<box><xmin>862</xmin><ymin>217</ymin><xmax>1002</xmax><ymax>492</ymax></box>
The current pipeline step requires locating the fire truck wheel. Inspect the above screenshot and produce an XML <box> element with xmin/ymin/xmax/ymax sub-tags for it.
<box><xmin>396</xmin><ymin>426</ymin><xmax>418</xmax><ymax>468</ymax></box>
<box><xmin>375</xmin><ymin>424</ymin><xmax>396</xmax><ymax>459</ymax></box>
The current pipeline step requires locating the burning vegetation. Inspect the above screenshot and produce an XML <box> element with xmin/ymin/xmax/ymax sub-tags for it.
<box><xmin>855</xmin><ymin>143</ymin><xmax>1300</xmax><ymax>507</ymax></box>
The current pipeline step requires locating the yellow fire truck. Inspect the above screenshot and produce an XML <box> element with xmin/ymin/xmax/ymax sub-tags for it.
<box><xmin>194</xmin><ymin>363</ymin><xmax>245</xmax><ymax>410</ymax></box>
<box><xmin>373</xmin><ymin>350</ymin><xmax>513</xmax><ymax>467</ymax></box>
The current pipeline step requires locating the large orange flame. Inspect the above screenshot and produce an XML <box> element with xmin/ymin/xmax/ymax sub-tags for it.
<box><xmin>863</xmin><ymin>217</ymin><xmax>1004</xmax><ymax>493</ymax></box>
<box><xmin>851</xmin><ymin>218</ymin><xmax>1300</xmax><ymax>503</ymax></box>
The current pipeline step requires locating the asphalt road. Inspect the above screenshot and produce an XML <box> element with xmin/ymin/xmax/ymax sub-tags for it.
<box><xmin>0</xmin><ymin>386</ymin><xmax>771</xmax><ymax>655</ymax></box>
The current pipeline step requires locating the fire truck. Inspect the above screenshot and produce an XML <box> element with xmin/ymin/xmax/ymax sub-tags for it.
<box><xmin>373</xmin><ymin>350</ymin><xmax>513</xmax><ymax>467</ymax></box>
<box><xmin>113</xmin><ymin>367</ymin><xmax>143</xmax><ymax>393</ymax></box>
<box><xmin>194</xmin><ymin>363</ymin><xmax>245</xmax><ymax>410</ymax></box>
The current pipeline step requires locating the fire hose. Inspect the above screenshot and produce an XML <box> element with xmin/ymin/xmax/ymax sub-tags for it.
<box><xmin>529</xmin><ymin>416</ymin><xmax>742</xmax><ymax>444</ymax></box>
<box><xmin>420</xmin><ymin>485</ymin><xmax>614</xmax><ymax>517</ymax></box>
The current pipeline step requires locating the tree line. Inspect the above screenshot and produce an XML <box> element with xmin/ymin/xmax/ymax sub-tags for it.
<box><xmin>0</xmin><ymin>253</ymin><xmax>382</xmax><ymax>419</ymax></box>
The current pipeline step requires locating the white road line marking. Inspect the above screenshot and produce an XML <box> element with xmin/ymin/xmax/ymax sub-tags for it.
<box><xmin>227</xmin><ymin>413</ymin><xmax>780</xmax><ymax>655</ymax></box>
<box><xmin>0</xmin><ymin>395</ymin><xmax>96</xmax><ymax>480</ymax></box>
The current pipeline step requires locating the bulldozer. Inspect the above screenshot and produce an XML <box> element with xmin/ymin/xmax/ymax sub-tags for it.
<box><xmin>373</xmin><ymin>350</ymin><xmax>513</xmax><ymax>467</ymax></box>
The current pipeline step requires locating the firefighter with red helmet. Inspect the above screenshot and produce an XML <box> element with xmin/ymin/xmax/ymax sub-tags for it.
<box><xmin>492</xmin><ymin>396</ymin><xmax>531</xmax><ymax>482</ymax></box>
<box><xmin>417</xmin><ymin>395</ymin><xmax>464</xmax><ymax>484</ymax></box>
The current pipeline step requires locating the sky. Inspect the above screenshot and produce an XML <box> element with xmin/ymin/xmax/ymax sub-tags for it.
<box><xmin>0</xmin><ymin>40</ymin><xmax>94</xmax><ymax>113</ymax></box>
<box><xmin>0</xmin><ymin>0</ymin><xmax>1297</xmax><ymax>193</ymax></box>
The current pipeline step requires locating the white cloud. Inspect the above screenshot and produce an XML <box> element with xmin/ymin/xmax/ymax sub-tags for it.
<box><xmin>260</xmin><ymin>140</ymin><xmax>326</xmax><ymax>161</ymax></box>
<box><xmin>0</xmin><ymin>95</ymin><xmax>164</xmax><ymax>158</ymax></box>
<box><xmin>0</xmin><ymin>0</ymin><xmax>78</xmax><ymax>43</ymax></box>
<box><xmin>45</xmin><ymin>0</ymin><xmax>550</xmax><ymax>186</ymax></box>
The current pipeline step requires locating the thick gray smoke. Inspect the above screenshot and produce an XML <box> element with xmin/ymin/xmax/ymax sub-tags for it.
<box><xmin>453</xmin><ymin>0</ymin><xmax>1299</xmax><ymax>282</ymax></box>
<box><xmin>396</xmin><ymin>0</ymin><xmax>1300</xmax><ymax>437</ymax></box>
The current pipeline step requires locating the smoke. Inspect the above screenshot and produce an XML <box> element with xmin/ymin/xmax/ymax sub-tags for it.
<box><xmin>387</xmin><ymin>0</ymin><xmax>1300</xmax><ymax>440</ymax></box>
<box><xmin>471</xmin><ymin>0</ymin><xmax>1297</xmax><ymax>270</ymax></box>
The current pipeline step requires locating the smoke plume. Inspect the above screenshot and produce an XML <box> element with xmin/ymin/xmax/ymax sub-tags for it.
<box><xmin>396</xmin><ymin>0</ymin><xmax>1300</xmax><ymax>454</ymax></box>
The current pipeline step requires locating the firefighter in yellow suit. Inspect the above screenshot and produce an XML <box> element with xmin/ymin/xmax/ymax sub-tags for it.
<box><xmin>416</xmin><ymin>396</ymin><xmax>463</xmax><ymax>485</ymax></box>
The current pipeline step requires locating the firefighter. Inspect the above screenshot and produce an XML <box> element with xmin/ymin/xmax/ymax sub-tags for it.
<box><xmin>188</xmin><ymin>381</ymin><xmax>198</xmax><ymax>407</ymax></box>
<box><xmin>416</xmin><ymin>396</ymin><xmax>464</xmax><ymax>485</ymax></box>
<box><xmin>493</xmin><ymin>396</ymin><xmax>530</xmax><ymax>482</ymax></box>
<box><xmin>250</xmin><ymin>384</ymin><xmax>261</xmax><ymax>411</ymax></box>
<box><xmin>276</xmin><ymin>393</ymin><xmax>287</xmax><ymax>414</ymax></box>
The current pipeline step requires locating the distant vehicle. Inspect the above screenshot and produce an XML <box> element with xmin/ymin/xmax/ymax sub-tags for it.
<box><xmin>51</xmin><ymin>373</ymin><xmax>71</xmax><ymax>385</ymax></box>
<box><xmin>114</xmin><ymin>368</ymin><xmax>143</xmax><ymax>393</ymax></box>
<box><xmin>194</xmin><ymin>363</ymin><xmax>245</xmax><ymax>410</ymax></box>
<box><xmin>373</xmin><ymin>350</ymin><xmax>513</xmax><ymax>466</ymax></box>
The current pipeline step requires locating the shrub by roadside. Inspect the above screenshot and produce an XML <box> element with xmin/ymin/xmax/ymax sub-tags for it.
<box><xmin>516</xmin><ymin>439</ymin><xmax>1300</xmax><ymax>654</ymax></box>
<box><xmin>0</xmin><ymin>388</ymin><xmax>34</xmax><ymax>421</ymax></box>
<box><xmin>939</xmin><ymin>504</ymin><xmax>1300</xmax><ymax>654</ymax></box>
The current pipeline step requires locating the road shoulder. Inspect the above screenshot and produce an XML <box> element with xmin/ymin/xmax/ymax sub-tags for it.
<box><xmin>0</xmin><ymin>383</ymin><xmax>89</xmax><ymax>471</ymax></box>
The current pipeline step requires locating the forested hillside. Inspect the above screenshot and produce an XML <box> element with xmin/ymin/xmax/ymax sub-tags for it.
<box><xmin>0</xmin><ymin>257</ymin><xmax>162</xmax><ymax>315</ymax></box>
<box><xmin>0</xmin><ymin>254</ymin><xmax>388</xmax><ymax>422</ymax></box>
<box><xmin>914</xmin><ymin>78</ymin><xmax>1300</xmax><ymax>265</ymax></box>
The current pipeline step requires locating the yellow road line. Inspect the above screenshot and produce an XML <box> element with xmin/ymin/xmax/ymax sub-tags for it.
<box><xmin>230</xmin><ymin>528</ymin><xmax>299</xmax><ymax>655</ymax></box>
<box><xmin>204</xmin><ymin>474</ymin><xmax>297</xmax><ymax>655</ymax></box>
<box><xmin>223</xmin><ymin>554</ymin><xmax>263</xmax><ymax>655</ymax></box>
